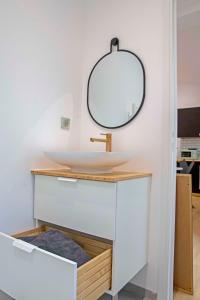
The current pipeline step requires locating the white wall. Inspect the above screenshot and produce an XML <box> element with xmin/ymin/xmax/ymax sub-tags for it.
<box><xmin>0</xmin><ymin>0</ymin><xmax>84</xmax><ymax>234</ymax></box>
<box><xmin>79</xmin><ymin>0</ymin><xmax>172</xmax><ymax>294</ymax></box>
<box><xmin>178</xmin><ymin>84</ymin><xmax>200</xmax><ymax>108</ymax></box>
<box><xmin>177</xmin><ymin>16</ymin><xmax>200</xmax><ymax>108</ymax></box>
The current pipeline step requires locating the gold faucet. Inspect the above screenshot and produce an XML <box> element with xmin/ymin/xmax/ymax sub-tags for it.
<box><xmin>90</xmin><ymin>133</ymin><xmax>112</xmax><ymax>152</ymax></box>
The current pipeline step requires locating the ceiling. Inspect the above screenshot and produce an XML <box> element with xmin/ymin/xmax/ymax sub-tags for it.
<box><xmin>177</xmin><ymin>0</ymin><xmax>200</xmax><ymax>84</ymax></box>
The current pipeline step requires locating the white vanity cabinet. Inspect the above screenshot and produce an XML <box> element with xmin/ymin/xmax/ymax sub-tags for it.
<box><xmin>0</xmin><ymin>170</ymin><xmax>151</xmax><ymax>300</ymax></box>
<box><xmin>34</xmin><ymin>171</ymin><xmax>151</xmax><ymax>298</ymax></box>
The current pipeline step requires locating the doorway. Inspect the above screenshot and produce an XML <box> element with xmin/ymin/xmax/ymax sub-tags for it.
<box><xmin>174</xmin><ymin>0</ymin><xmax>200</xmax><ymax>298</ymax></box>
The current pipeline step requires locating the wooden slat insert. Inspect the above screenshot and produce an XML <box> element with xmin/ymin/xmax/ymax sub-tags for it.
<box><xmin>77</xmin><ymin>271</ymin><xmax>111</xmax><ymax>299</ymax></box>
<box><xmin>77</xmin><ymin>260</ymin><xmax>111</xmax><ymax>294</ymax></box>
<box><xmin>77</xmin><ymin>248</ymin><xmax>112</xmax><ymax>299</ymax></box>
<box><xmin>83</xmin><ymin>280</ymin><xmax>111</xmax><ymax>300</ymax></box>
<box><xmin>78</xmin><ymin>249</ymin><xmax>111</xmax><ymax>277</ymax></box>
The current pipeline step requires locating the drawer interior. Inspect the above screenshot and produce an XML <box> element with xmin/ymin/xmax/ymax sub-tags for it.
<box><xmin>13</xmin><ymin>225</ymin><xmax>112</xmax><ymax>300</ymax></box>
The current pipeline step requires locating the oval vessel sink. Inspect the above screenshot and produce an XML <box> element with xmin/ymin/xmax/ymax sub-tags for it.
<box><xmin>45</xmin><ymin>151</ymin><xmax>134</xmax><ymax>174</ymax></box>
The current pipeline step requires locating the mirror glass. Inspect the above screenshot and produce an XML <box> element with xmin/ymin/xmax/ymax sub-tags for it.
<box><xmin>87</xmin><ymin>39</ymin><xmax>145</xmax><ymax>129</ymax></box>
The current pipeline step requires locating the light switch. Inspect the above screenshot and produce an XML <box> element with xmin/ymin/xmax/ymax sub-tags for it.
<box><xmin>61</xmin><ymin>117</ymin><xmax>70</xmax><ymax>130</ymax></box>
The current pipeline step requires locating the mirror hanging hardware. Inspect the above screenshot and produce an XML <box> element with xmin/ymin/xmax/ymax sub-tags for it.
<box><xmin>110</xmin><ymin>37</ymin><xmax>119</xmax><ymax>52</ymax></box>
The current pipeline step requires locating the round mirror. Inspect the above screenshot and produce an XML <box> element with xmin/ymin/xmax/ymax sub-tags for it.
<box><xmin>87</xmin><ymin>38</ymin><xmax>145</xmax><ymax>129</ymax></box>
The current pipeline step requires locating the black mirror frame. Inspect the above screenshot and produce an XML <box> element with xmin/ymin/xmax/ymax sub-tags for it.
<box><xmin>87</xmin><ymin>37</ymin><xmax>146</xmax><ymax>129</ymax></box>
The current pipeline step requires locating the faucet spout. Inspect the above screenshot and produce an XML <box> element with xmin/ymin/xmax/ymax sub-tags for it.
<box><xmin>90</xmin><ymin>133</ymin><xmax>112</xmax><ymax>152</ymax></box>
<box><xmin>90</xmin><ymin>138</ymin><xmax>105</xmax><ymax>143</ymax></box>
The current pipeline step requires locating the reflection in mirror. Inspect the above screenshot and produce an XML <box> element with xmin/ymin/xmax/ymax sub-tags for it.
<box><xmin>87</xmin><ymin>38</ymin><xmax>145</xmax><ymax>129</ymax></box>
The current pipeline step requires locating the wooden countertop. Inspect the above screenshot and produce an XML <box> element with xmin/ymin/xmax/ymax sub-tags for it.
<box><xmin>177</xmin><ymin>158</ymin><xmax>200</xmax><ymax>163</ymax></box>
<box><xmin>31</xmin><ymin>169</ymin><xmax>152</xmax><ymax>182</ymax></box>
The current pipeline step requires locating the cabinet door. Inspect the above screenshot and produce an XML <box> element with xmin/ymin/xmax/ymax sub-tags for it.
<box><xmin>178</xmin><ymin>107</ymin><xmax>200</xmax><ymax>138</ymax></box>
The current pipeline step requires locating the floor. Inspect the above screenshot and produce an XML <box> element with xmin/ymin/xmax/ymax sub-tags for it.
<box><xmin>174</xmin><ymin>196</ymin><xmax>200</xmax><ymax>300</ymax></box>
<box><xmin>100</xmin><ymin>290</ymin><xmax>144</xmax><ymax>299</ymax></box>
<box><xmin>0</xmin><ymin>290</ymin><xmax>144</xmax><ymax>300</ymax></box>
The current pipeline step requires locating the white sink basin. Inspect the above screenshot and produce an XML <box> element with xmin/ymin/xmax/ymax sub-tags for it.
<box><xmin>45</xmin><ymin>151</ymin><xmax>134</xmax><ymax>173</ymax></box>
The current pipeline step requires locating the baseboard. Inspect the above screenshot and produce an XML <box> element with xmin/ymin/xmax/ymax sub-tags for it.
<box><xmin>124</xmin><ymin>283</ymin><xmax>157</xmax><ymax>300</ymax></box>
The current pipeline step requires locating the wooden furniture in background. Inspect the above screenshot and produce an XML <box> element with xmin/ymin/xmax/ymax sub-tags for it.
<box><xmin>174</xmin><ymin>174</ymin><xmax>193</xmax><ymax>294</ymax></box>
<box><xmin>177</xmin><ymin>159</ymin><xmax>200</xmax><ymax>195</ymax></box>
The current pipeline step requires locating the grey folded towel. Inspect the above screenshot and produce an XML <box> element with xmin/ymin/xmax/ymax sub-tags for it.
<box><xmin>19</xmin><ymin>230</ymin><xmax>91</xmax><ymax>267</ymax></box>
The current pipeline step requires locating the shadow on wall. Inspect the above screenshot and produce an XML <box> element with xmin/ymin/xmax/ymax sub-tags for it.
<box><xmin>0</xmin><ymin>92</ymin><xmax>78</xmax><ymax>234</ymax></box>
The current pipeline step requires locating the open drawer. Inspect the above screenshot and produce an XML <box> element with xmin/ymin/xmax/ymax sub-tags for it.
<box><xmin>0</xmin><ymin>225</ymin><xmax>112</xmax><ymax>300</ymax></box>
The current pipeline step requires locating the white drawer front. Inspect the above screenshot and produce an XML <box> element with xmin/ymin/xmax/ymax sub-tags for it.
<box><xmin>0</xmin><ymin>232</ymin><xmax>77</xmax><ymax>300</ymax></box>
<box><xmin>34</xmin><ymin>175</ymin><xmax>116</xmax><ymax>240</ymax></box>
